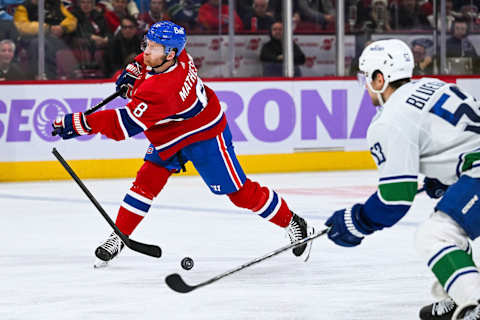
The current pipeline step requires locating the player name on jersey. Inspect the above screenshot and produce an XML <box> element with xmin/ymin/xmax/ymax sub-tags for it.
<box><xmin>406</xmin><ymin>81</ymin><xmax>445</xmax><ymax>110</ymax></box>
<box><xmin>179</xmin><ymin>59</ymin><xmax>199</xmax><ymax>102</ymax></box>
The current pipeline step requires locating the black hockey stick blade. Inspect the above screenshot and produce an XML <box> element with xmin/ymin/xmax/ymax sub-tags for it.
<box><xmin>52</xmin><ymin>148</ymin><xmax>161</xmax><ymax>258</ymax></box>
<box><xmin>165</xmin><ymin>228</ymin><xmax>330</xmax><ymax>293</ymax></box>
<box><xmin>165</xmin><ymin>273</ymin><xmax>195</xmax><ymax>293</ymax></box>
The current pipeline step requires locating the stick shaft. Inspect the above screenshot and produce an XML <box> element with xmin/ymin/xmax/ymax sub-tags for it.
<box><xmin>84</xmin><ymin>89</ymin><xmax>123</xmax><ymax>115</ymax></box>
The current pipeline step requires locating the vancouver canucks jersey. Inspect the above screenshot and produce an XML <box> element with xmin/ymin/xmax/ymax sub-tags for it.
<box><xmin>362</xmin><ymin>78</ymin><xmax>480</xmax><ymax>229</ymax></box>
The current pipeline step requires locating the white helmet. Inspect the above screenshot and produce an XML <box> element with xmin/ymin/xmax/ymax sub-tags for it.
<box><xmin>358</xmin><ymin>39</ymin><xmax>414</xmax><ymax>104</ymax></box>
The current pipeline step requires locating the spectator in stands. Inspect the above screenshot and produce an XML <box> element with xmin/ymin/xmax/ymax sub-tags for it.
<box><xmin>14</xmin><ymin>0</ymin><xmax>77</xmax><ymax>79</ymax></box>
<box><xmin>138</xmin><ymin>0</ymin><xmax>169</xmax><ymax>32</ymax></box>
<box><xmin>104</xmin><ymin>0</ymin><xmax>129</xmax><ymax>34</ymax></box>
<box><xmin>447</xmin><ymin>19</ymin><xmax>478</xmax><ymax>58</ymax></box>
<box><xmin>453</xmin><ymin>0</ymin><xmax>480</xmax><ymax>14</ymax></box>
<box><xmin>296</xmin><ymin>0</ymin><xmax>334</xmax><ymax>27</ymax></box>
<box><xmin>411</xmin><ymin>39</ymin><xmax>433</xmax><ymax>75</ymax></box>
<box><xmin>242</xmin><ymin>0</ymin><xmax>275</xmax><ymax>32</ymax></box>
<box><xmin>165</xmin><ymin>0</ymin><xmax>202</xmax><ymax>29</ymax></box>
<box><xmin>134</xmin><ymin>0</ymin><xmax>149</xmax><ymax>13</ymax></box>
<box><xmin>71</xmin><ymin>0</ymin><xmax>110</xmax><ymax>72</ymax></box>
<box><xmin>427</xmin><ymin>0</ymin><xmax>455</xmax><ymax>31</ymax></box>
<box><xmin>355</xmin><ymin>0</ymin><xmax>391</xmax><ymax>33</ymax></box>
<box><xmin>0</xmin><ymin>39</ymin><xmax>27</xmax><ymax>80</ymax></box>
<box><xmin>106</xmin><ymin>15</ymin><xmax>141</xmax><ymax>75</ymax></box>
<box><xmin>1</xmin><ymin>0</ymin><xmax>24</xmax><ymax>20</ymax></box>
<box><xmin>457</xmin><ymin>3</ymin><xmax>480</xmax><ymax>32</ymax></box>
<box><xmin>391</xmin><ymin>0</ymin><xmax>430</xmax><ymax>30</ymax></box>
<box><xmin>99</xmin><ymin>0</ymin><xmax>139</xmax><ymax>18</ymax></box>
<box><xmin>260</xmin><ymin>21</ymin><xmax>305</xmax><ymax>77</ymax></box>
<box><xmin>0</xmin><ymin>20</ymin><xmax>19</xmax><ymax>42</ymax></box>
<box><xmin>197</xmin><ymin>0</ymin><xmax>243</xmax><ymax>32</ymax></box>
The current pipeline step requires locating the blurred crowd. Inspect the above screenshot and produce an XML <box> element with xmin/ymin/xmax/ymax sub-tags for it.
<box><xmin>1</xmin><ymin>0</ymin><xmax>480</xmax><ymax>80</ymax></box>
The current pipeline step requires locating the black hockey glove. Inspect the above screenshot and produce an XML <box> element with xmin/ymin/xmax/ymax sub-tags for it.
<box><xmin>423</xmin><ymin>177</ymin><xmax>449</xmax><ymax>199</ymax></box>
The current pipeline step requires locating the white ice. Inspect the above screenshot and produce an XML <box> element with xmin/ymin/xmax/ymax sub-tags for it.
<box><xmin>0</xmin><ymin>170</ymin><xmax>466</xmax><ymax>319</ymax></box>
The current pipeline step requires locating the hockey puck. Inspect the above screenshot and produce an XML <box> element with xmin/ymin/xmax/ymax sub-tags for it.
<box><xmin>181</xmin><ymin>257</ymin><xmax>194</xmax><ymax>270</ymax></box>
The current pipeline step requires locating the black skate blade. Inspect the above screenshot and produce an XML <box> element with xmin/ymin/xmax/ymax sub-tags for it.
<box><xmin>165</xmin><ymin>274</ymin><xmax>196</xmax><ymax>293</ymax></box>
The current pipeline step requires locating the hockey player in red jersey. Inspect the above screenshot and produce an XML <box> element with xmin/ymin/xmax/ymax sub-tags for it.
<box><xmin>52</xmin><ymin>21</ymin><xmax>313</xmax><ymax>267</ymax></box>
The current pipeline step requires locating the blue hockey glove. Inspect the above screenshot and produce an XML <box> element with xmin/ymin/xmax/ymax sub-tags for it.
<box><xmin>423</xmin><ymin>177</ymin><xmax>449</xmax><ymax>199</ymax></box>
<box><xmin>325</xmin><ymin>204</ymin><xmax>375</xmax><ymax>247</ymax></box>
<box><xmin>52</xmin><ymin>112</ymin><xmax>91</xmax><ymax>139</ymax></box>
<box><xmin>115</xmin><ymin>61</ymin><xmax>142</xmax><ymax>99</ymax></box>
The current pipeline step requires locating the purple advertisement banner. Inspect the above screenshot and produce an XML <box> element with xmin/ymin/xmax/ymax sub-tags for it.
<box><xmin>0</xmin><ymin>81</ymin><xmax>376</xmax><ymax>161</ymax></box>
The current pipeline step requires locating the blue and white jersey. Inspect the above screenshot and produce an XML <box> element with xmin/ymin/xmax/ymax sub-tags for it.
<box><xmin>368</xmin><ymin>78</ymin><xmax>480</xmax><ymax>205</ymax></box>
<box><xmin>362</xmin><ymin>78</ymin><xmax>480</xmax><ymax>228</ymax></box>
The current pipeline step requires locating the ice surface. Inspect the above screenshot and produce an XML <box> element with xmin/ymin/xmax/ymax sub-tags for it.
<box><xmin>0</xmin><ymin>170</ymin><xmax>461</xmax><ymax>319</ymax></box>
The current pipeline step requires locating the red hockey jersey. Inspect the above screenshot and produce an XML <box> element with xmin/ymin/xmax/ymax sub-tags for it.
<box><xmin>87</xmin><ymin>50</ymin><xmax>227</xmax><ymax>160</ymax></box>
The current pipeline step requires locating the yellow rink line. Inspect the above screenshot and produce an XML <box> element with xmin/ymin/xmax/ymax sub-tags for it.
<box><xmin>0</xmin><ymin>151</ymin><xmax>376</xmax><ymax>182</ymax></box>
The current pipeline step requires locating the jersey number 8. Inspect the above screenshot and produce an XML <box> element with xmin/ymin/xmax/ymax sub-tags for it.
<box><xmin>133</xmin><ymin>102</ymin><xmax>148</xmax><ymax>117</ymax></box>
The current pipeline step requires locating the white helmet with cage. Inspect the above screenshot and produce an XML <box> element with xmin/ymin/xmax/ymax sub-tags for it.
<box><xmin>358</xmin><ymin>39</ymin><xmax>414</xmax><ymax>104</ymax></box>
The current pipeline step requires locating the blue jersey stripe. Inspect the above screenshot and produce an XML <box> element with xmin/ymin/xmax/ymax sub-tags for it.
<box><xmin>156</xmin><ymin>114</ymin><xmax>224</xmax><ymax>153</ymax></box>
<box><xmin>124</xmin><ymin>194</ymin><xmax>151</xmax><ymax>212</ymax></box>
<box><xmin>168</xmin><ymin>99</ymin><xmax>205</xmax><ymax>121</ymax></box>
<box><xmin>379</xmin><ymin>175</ymin><xmax>417</xmax><ymax>182</ymax></box>
<box><xmin>260</xmin><ymin>192</ymin><xmax>279</xmax><ymax>218</ymax></box>
<box><xmin>119</xmin><ymin>108</ymin><xmax>144</xmax><ymax>137</ymax></box>
<box><xmin>446</xmin><ymin>269</ymin><xmax>479</xmax><ymax>293</ymax></box>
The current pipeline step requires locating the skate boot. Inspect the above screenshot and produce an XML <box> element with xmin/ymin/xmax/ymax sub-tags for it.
<box><xmin>94</xmin><ymin>232</ymin><xmax>125</xmax><ymax>268</ymax></box>
<box><xmin>453</xmin><ymin>301</ymin><xmax>480</xmax><ymax>320</ymax></box>
<box><xmin>419</xmin><ymin>297</ymin><xmax>457</xmax><ymax>319</ymax></box>
<box><xmin>286</xmin><ymin>213</ymin><xmax>314</xmax><ymax>261</ymax></box>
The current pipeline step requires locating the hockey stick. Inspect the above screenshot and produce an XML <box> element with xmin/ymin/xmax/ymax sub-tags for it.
<box><xmin>165</xmin><ymin>228</ymin><xmax>330</xmax><ymax>293</ymax></box>
<box><xmin>52</xmin><ymin>148</ymin><xmax>162</xmax><ymax>258</ymax></box>
<box><xmin>84</xmin><ymin>85</ymin><xmax>128</xmax><ymax>116</ymax></box>
<box><xmin>52</xmin><ymin>86</ymin><xmax>127</xmax><ymax>136</ymax></box>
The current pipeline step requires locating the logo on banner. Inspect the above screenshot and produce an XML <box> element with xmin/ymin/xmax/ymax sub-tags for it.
<box><xmin>247</xmin><ymin>38</ymin><xmax>261</xmax><ymax>51</ymax></box>
<box><xmin>321</xmin><ymin>38</ymin><xmax>334</xmax><ymax>51</ymax></box>
<box><xmin>305</xmin><ymin>56</ymin><xmax>317</xmax><ymax>68</ymax></box>
<box><xmin>235</xmin><ymin>56</ymin><xmax>243</xmax><ymax>69</ymax></box>
<box><xmin>209</xmin><ymin>38</ymin><xmax>223</xmax><ymax>51</ymax></box>
<box><xmin>194</xmin><ymin>57</ymin><xmax>205</xmax><ymax>69</ymax></box>
<box><xmin>33</xmin><ymin>99</ymin><xmax>69</xmax><ymax>141</ymax></box>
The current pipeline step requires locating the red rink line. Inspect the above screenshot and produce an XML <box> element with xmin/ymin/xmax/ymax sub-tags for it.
<box><xmin>277</xmin><ymin>185</ymin><xmax>376</xmax><ymax>197</ymax></box>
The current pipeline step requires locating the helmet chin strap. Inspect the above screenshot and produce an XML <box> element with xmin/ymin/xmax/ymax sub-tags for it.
<box><xmin>152</xmin><ymin>51</ymin><xmax>176</xmax><ymax>69</ymax></box>
<box><xmin>366</xmin><ymin>79</ymin><xmax>389</xmax><ymax>106</ymax></box>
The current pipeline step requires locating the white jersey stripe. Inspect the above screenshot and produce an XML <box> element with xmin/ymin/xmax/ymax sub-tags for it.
<box><xmin>155</xmin><ymin>109</ymin><xmax>223</xmax><ymax>151</ymax></box>
<box><xmin>121</xmin><ymin>202</ymin><xmax>147</xmax><ymax>217</ymax></box>
<box><xmin>115</xmin><ymin>109</ymin><xmax>128</xmax><ymax>140</ymax></box>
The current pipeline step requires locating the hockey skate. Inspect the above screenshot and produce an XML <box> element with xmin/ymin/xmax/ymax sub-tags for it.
<box><xmin>286</xmin><ymin>213</ymin><xmax>314</xmax><ymax>262</ymax></box>
<box><xmin>94</xmin><ymin>232</ymin><xmax>125</xmax><ymax>268</ymax></box>
<box><xmin>452</xmin><ymin>301</ymin><xmax>480</xmax><ymax>320</ymax></box>
<box><xmin>419</xmin><ymin>297</ymin><xmax>457</xmax><ymax>320</ymax></box>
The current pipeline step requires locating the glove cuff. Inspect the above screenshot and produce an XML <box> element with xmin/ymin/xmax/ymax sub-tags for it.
<box><xmin>126</xmin><ymin>61</ymin><xmax>142</xmax><ymax>79</ymax></box>
<box><xmin>73</xmin><ymin>112</ymin><xmax>91</xmax><ymax>135</ymax></box>
<box><xmin>345</xmin><ymin>207</ymin><xmax>365</xmax><ymax>238</ymax></box>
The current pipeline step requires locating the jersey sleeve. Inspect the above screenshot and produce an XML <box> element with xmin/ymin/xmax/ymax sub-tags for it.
<box><xmin>362</xmin><ymin>121</ymin><xmax>420</xmax><ymax>228</ymax></box>
<box><xmin>86</xmin><ymin>80</ymin><xmax>179</xmax><ymax>140</ymax></box>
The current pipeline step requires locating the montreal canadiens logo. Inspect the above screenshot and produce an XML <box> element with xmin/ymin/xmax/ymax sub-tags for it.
<box><xmin>33</xmin><ymin>99</ymin><xmax>69</xmax><ymax>141</ymax></box>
